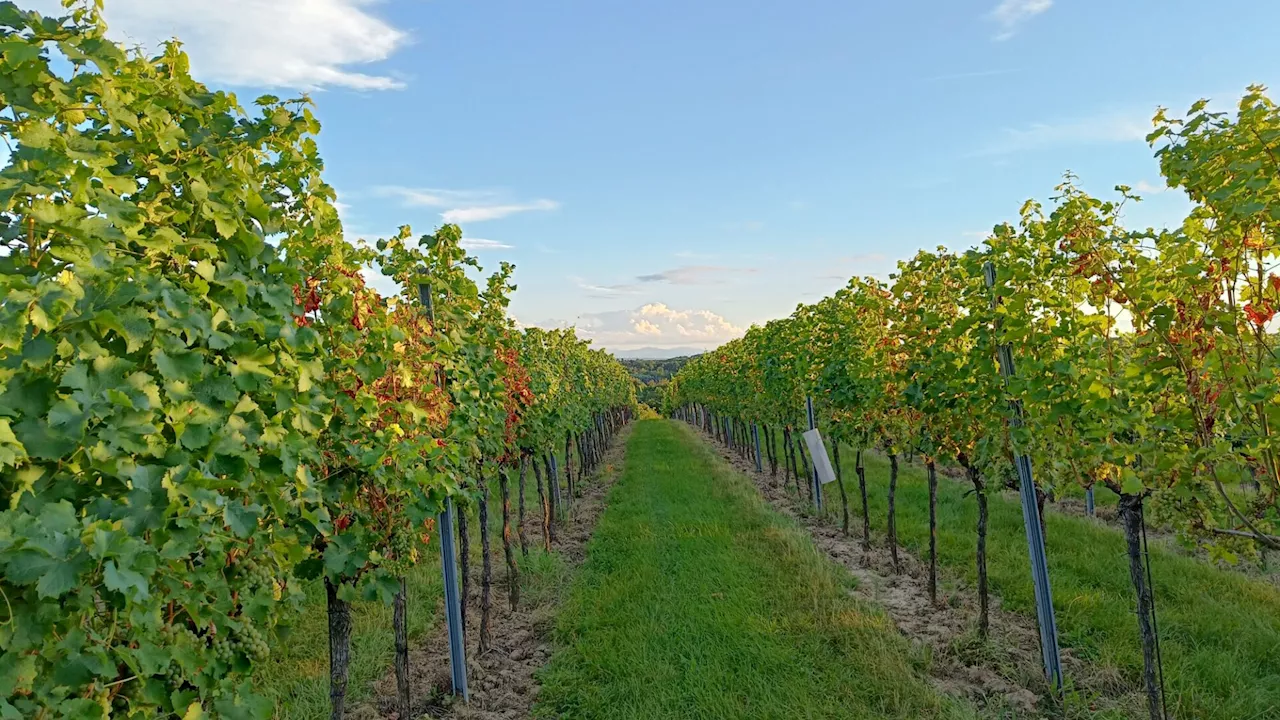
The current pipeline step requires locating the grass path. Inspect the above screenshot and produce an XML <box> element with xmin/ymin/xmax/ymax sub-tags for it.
<box><xmin>534</xmin><ymin>420</ymin><xmax>975</xmax><ymax>720</ymax></box>
<box><xmin>763</xmin><ymin>430</ymin><xmax>1280</xmax><ymax>720</ymax></box>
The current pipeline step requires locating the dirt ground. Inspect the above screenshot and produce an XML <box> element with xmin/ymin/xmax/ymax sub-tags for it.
<box><xmin>350</xmin><ymin>425</ymin><xmax>633</xmax><ymax>720</ymax></box>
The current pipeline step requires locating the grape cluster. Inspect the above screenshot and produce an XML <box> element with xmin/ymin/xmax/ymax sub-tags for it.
<box><xmin>389</xmin><ymin>527</ymin><xmax>413</xmax><ymax>561</ymax></box>
<box><xmin>239</xmin><ymin>556</ymin><xmax>276</xmax><ymax>589</ymax></box>
<box><xmin>211</xmin><ymin>635</ymin><xmax>237</xmax><ymax>664</ymax></box>
<box><xmin>159</xmin><ymin>660</ymin><xmax>186</xmax><ymax>688</ymax></box>
<box><xmin>236</xmin><ymin>623</ymin><xmax>270</xmax><ymax>661</ymax></box>
<box><xmin>204</xmin><ymin>622</ymin><xmax>270</xmax><ymax>665</ymax></box>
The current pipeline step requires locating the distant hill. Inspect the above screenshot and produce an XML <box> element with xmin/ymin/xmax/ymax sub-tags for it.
<box><xmin>620</xmin><ymin>354</ymin><xmax>701</xmax><ymax>408</ymax></box>
<box><xmin>614</xmin><ymin>346</ymin><xmax>709</xmax><ymax>360</ymax></box>
<box><xmin>620</xmin><ymin>355</ymin><xmax>699</xmax><ymax>384</ymax></box>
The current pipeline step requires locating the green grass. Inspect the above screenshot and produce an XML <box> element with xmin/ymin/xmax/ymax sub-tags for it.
<box><xmin>256</xmin><ymin>560</ymin><xmax>445</xmax><ymax>719</ymax></box>
<box><xmin>259</xmin><ymin>447</ymin><xmax>583</xmax><ymax>718</ymax></box>
<box><xmin>763</xmin><ymin>430</ymin><xmax>1280</xmax><ymax>720</ymax></box>
<box><xmin>534</xmin><ymin>420</ymin><xmax>975</xmax><ymax>720</ymax></box>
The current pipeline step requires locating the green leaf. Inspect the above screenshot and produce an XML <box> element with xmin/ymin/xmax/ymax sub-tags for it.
<box><xmin>48</xmin><ymin>397</ymin><xmax>86</xmax><ymax>430</ymax></box>
<box><xmin>224</xmin><ymin>503</ymin><xmax>262</xmax><ymax>538</ymax></box>
<box><xmin>195</xmin><ymin>259</ymin><xmax>216</xmax><ymax>281</ymax></box>
<box><xmin>189</xmin><ymin>177</ymin><xmax>210</xmax><ymax>202</ymax></box>
<box><xmin>232</xmin><ymin>394</ymin><xmax>259</xmax><ymax>415</ymax></box>
<box><xmin>0</xmin><ymin>375</ymin><xmax>56</xmax><ymax>417</ymax></box>
<box><xmin>0</xmin><ymin>654</ymin><xmax>37</xmax><ymax>697</ymax></box>
<box><xmin>4</xmin><ymin>550</ymin><xmax>55</xmax><ymax>584</ymax></box>
<box><xmin>153</xmin><ymin>348</ymin><xmax>205</xmax><ymax>381</ymax></box>
<box><xmin>0</xmin><ymin>419</ymin><xmax>28</xmax><ymax>468</ymax></box>
<box><xmin>17</xmin><ymin>120</ymin><xmax>57</xmax><ymax>149</ymax></box>
<box><xmin>13</xmin><ymin>417</ymin><xmax>75</xmax><ymax>459</ymax></box>
<box><xmin>213</xmin><ymin>212</ymin><xmax>238</xmax><ymax>239</ymax></box>
<box><xmin>133</xmin><ymin>642</ymin><xmax>172</xmax><ymax>676</ymax></box>
<box><xmin>38</xmin><ymin>501</ymin><xmax>78</xmax><ymax>534</ymax></box>
<box><xmin>0</xmin><ymin>39</ymin><xmax>41</xmax><ymax>65</ymax></box>
<box><xmin>208</xmin><ymin>330</ymin><xmax>235</xmax><ymax>350</ymax></box>
<box><xmin>231</xmin><ymin>348</ymin><xmax>276</xmax><ymax>378</ymax></box>
<box><xmin>179</xmin><ymin>422</ymin><xmax>213</xmax><ymax>449</ymax></box>
<box><xmin>20</xmin><ymin>334</ymin><xmax>55</xmax><ymax>368</ymax></box>
<box><xmin>35</xmin><ymin>558</ymin><xmax>82</xmax><ymax>598</ymax></box>
<box><xmin>103</xmin><ymin>559</ymin><xmax>149</xmax><ymax>600</ymax></box>
<box><xmin>1120</xmin><ymin>467</ymin><xmax>1143</xmax><ymax>496</ymax></box>
<box><xmin>94</xmin><ymin>309</ymin><xmax>152</xmax><ymax>353</ymax></box>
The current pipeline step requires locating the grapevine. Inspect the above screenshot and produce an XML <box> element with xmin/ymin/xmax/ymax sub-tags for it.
<box><xmin>667</xmin><ymin>87</ymin><xmax>1280</xmax><ymax>720</ymax></box>
<box><xmin>0</xmin><ymin>4</ymin><xmax>636</xmax><ymax>718</ymax></box>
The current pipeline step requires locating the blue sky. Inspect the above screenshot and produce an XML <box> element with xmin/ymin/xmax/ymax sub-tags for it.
<box><xmin>40</xmin><ymin>0</ymin><xmax>1280</xmax><ymax>351</ymax></box>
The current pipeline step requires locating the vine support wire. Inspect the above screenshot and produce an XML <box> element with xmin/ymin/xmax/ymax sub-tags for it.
<box><xmin>806</xmin><ymin>396</ymin><xmax>823</xmax><ymax>510</ymax></box>
<box><xmin>982</xmin><ymin>262</ymin><xmax>1063</xmax><ymax>693</ymax></box>
<box><xmin>420</xmin><ymin>281</ymin><xmax>469</xmax><ymax>703</ymax></box>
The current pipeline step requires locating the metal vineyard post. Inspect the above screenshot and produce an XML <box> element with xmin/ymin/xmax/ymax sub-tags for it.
<box><xmin>983</xmin><ymin>261</ymin><xmax>1063</xmax><ymax>693</ymax></box>
<box><xmin>422</xmin><ymin>281</ymin><xmax>470</xmax><ymax>703</ymax></box>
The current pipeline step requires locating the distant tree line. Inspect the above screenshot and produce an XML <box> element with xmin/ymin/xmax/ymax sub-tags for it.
<box><xmin>622</xmin><ymin>356</ymin><xmax>700</xmax><ymax>407</ymax></box>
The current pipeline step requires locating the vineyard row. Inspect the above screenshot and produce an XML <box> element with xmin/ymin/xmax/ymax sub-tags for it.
<box><xmin>665</xmin><ymin>86</ymin><xmax>1280</xmax><ymax>720</ymax></box>
<box><xmin>0</xmin><ymin>6</ymin><xmax>636</xmax><ymax>719</ymax></box>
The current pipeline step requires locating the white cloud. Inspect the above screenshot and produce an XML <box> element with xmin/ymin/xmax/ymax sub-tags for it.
<box><xmin>976</xmin><ymin>110</ymin><xmax>1149</xmax><ymax>155</ymax></box>
<box><xmin>376</xmin><ymin>186</ymin><xmax>560</xmax><ymax>224</ymax></box>
<box><xmin>635</xmin><ymin>265</ymin><xmax>757</xmax><ymax>285</ymax></box>
<box><xmin>460</xmin><ymin>237</ymin><xmax>513</xmax><ymax>250</ymax></box>
<box><xmin>634</xmin><ymin>319</ymin><xmax>661</xmax><ymax>336</ymax></box>
<box><xmin>443</xmin><ymin>200</ymin><xmax>559</xmax><ymax>223</ymax></box>
<box><xmin>989</xmin><ymin>0</ymin><xmax>1053</xmax><ymax>41</ymax></box>
<box><xmin>1132</xmin><ymin>180</ymin><xmax>1168</xmax><ymax>195</ymax></box>
<box><xmin>570</xmin><ymin>265</ymin><xmax>756</xmax><ymax>299</ymax></box>
<box><xmin>360</xmin><ymin>266</ymin><xmax>401</xmax><ymax>299</ymax></box>
<box><xmin>28</xmin><ymin>0</ymin><xmax>409</xmax><ymax>90</ymax></box>
<box><xmin>376</xmin><ymin>188</ymin><xmax>494</xmax><ymax>207</ymax></box>
<box><xmin>570</xmin><ymin>276</ymin><xmax>640</xmax><ymax>298</ymax></box>
<box><xmin>544</xmin><ymin>303</ymin><xmax>745</xmax><ymax>350</ymax></box>
<box><xmin>333</xmin><ymin>200</ymin><xmax>354</xmax><ymax>225</ymax></box>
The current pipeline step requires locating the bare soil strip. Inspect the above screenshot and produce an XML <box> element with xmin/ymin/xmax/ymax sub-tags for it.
<box><xmin>353</xmin><ymin>425</ymin><xmax>633</xmax><ymax>720</ymax></box>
